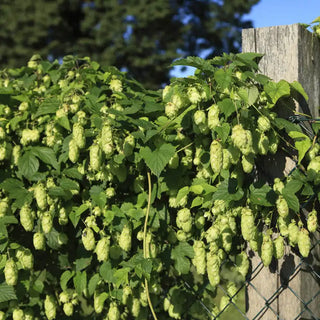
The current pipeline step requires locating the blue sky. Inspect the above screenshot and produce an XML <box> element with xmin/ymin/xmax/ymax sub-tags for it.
<box><xmin>246</xmin><ymin>0</ymin><xmax>320</xmax><ymax>28</ymax></box>
<box><xmin>172</xmin><ymin>0</ymin><xmax>320</xmax><ymax>77</ymax></box>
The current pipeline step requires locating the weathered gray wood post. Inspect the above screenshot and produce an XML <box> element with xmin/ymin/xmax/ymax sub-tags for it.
<box><xmin>242</xmin><ymin>24</ymin><xmax>320</xmax><ymax>320</ymax></box>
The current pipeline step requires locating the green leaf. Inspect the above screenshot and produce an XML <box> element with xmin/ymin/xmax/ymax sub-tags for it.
<box><xmin>0</xmin><ymin>178</ymin><xmax>29</xmax><ymax>201</ymax></box>
<box><xmin>191</xmin><ymin>196</ymin><xmax>203</xmax><ymax>208</ymax></box>
<box><xmin>217</xmin><ymin>99</ymin><xmax>235</xmax><ymax>119</ymax></box>
<box><xmin>171</xmin><ymin>242</ymin><xmax>194</xmax><ymax>275</ymax></box>
<box><xmin>215</xmin><ymin>123</ymin><xmax>230</xmax><ymax>143</ymax></box>
<box><xmin>140</xmin><ymin>143</ymin><xmax>176</xmax><ymax>177</ymax></box>
<box><xmin>282</xmin><ymin>191</ymin><xmax>300</xmax><ymax>212</ymax></box>
<box><xmin>212</xmin><ymin>179</ymin><xmax>244</xmax><ymax>202</ymax></box>
<box><xmin>34</xmin><ymin>97</ymin><xmax>60</xmax><ymax>118</ymax></box>
<box><xmin>113</xmin><ymin>267</ymin><xmax>130</xmax><ymax>288</ymax></box>
<box><xmin>264</xmin><ymin>80</ymin><xmax>290</xmax><ymax>104</ymax></box>
<box><xmin>214</xmin><ymin>68</ymin><xmax>232</xmax><ymax>89</ymax></box>
<box><xmin>73</xmin><ymin>271</ymin><xmax>87</xmax><ymax>296</ymax></box>
<box><xmin>89</xmin><ymin>185</ymin><xmax>106</xmax><ymax>208</ymax></box>
<box><xmin>290</xmin><ymin>81</ymin><xmax>308</xmax><ymax>102</ymax></box>
<box><xmin>75</xmin><ymin>256</ymin><xmax>92</xmax><ymax>272</ymax></box>
<box><xmin>237</xmin><ymin>86</ymin><xmax>259</xmax><ymax>106</ymax></box>
<box><xmin>88</xmin><ymin>274</ymin><xmax>101</xmax><ymax>297</ymax></box>
<box><xmin>171</xmin><ymin>56</ymin><xmax>215</xmax><ymax>72</ymax></box>
<box><xmin>56</xmin><ymin>116</ymin><xmax>71</xmax><ymax>131</ymax></box>
<box><xmin>63</xmin><ymin>167</ymin><xmax>83</xmax><ymax>180</ymax></box>
<box><xmin>249</xmin><ymin>184</ymin><xmax>276</xmax><ymax>206</ymax></box>
<box><xmin>31</xmin><ymin>146</ymin><xmax>59</xmax><ymax>170</ymax></box>
<box><xmin>60</xmin><ymin>177</ymin><xmax>79</xmax><ymax>192</ymax></box>
<box><xmin>288</xmin><ymin>131</ymin><xmax>312</xmax><ymax>164</ymax></box>
<box><xmin>176</xmin><ymin>187</ymin><xmax>189</xmax><ymax>204</ymax></box>
<box><xmin>100</xmin><ymin>261</ymin><xmax>115</xmax><ymax>283</ymax></box>
<box><xmin>0</xmin><ymin>282</ymin><xmax>17</xmax><ymax>302</ymax></box>
<box><xmin>18</xmin><ymin>151</ymin><xmax>39</xmax><ymax>180</ymax></box>
<box><xmin>60</xmin><ymin>270</ymin><xmax>75</xmax><ymax>291</ymax></box>
<box><xmin>69</xmin><ymin>204</ymin><xmax>90</xmax><ymax>228</ymax></box>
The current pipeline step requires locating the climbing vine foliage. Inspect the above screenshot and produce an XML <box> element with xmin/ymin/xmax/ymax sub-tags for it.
<box><xmin>0</xmin><ymin>52</ymin><xmax>319</xmax><ymax>319</ymax></box>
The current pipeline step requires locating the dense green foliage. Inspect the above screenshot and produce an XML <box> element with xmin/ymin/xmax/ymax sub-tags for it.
<box><xmin>0</xmin><ymin>0</ymin><xmax>259</xmax><ymax>88</ymax></box>
<box><xmin>0</xmin><ymin>52</ymin><xmax>319</xmax><ymax>320</ymax></box>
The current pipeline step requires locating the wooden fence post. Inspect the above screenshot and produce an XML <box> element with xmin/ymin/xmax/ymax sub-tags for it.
<box><xmin>242</xmin><ymin>24</ymin><xmax>320</xmax><ymax>320</ymax></box>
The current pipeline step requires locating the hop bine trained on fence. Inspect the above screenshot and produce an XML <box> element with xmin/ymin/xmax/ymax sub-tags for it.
<box><xmin>0</xmin><ymin>49</ymin><xmax>319</xmax><ymax>320</ymax></box>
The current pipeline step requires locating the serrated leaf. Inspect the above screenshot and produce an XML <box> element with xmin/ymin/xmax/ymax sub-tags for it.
<box><xmin>31</xmin><ymin>146</ymin><xmax>59</xmax><ymax>170</ymax></box>
<box><xmin>34</xmin><ymin>97</ymin><xmax>60</xmax><ymax>118</ymax></box>
<box><xmin>238</xmin><ymin>86</ymin><xmax>259</xmax><ymax>106</ymax></box>
<box><xmin>290</xmin><ymin>81</ymin><xmax>308</xmax><ymax>102</ymax></box>
<box><xmin>63</xmin><ymin>167</ymin><xmax>83</xmax><ymax>180</ymax></box>
<box><xmin>140</xmin><ymin>143</ymin><xmax>176</xmax><ymax>177</ymax></box>
<box><xmin>171</xmin><ymin>56</ymin><xmax>215</xmax><ymax>72</ymax></box>
<box><xmin>60</xmin><ymin>177</ymin><xmax>79</xmax><ymax>192</ymax></box>
<box><xmin>89</xmin><ymin>185</ymin><xmax>106</xmax><ymax>208</ymax></box>
<box><xmin>18</xmin><ymin>151</ymin><xmax>39</xmax><ymax>180</ymax></box>
<box><xmin>73</xmin><ymin>271</ymin><xmax>87</xmax><ymax>296</ymax></box>
<box><xmin>75</xmin><ymin>256</ymin><xmax>92</xmax><ymax>272</ymax></box>
<box><xmin>264</xmin><ymin>80</ymin><xmax>290</xmax><ymax>104</ymax></box>
<box><xmin>176</xmin><ymin>186</ymin><xmax>189</xmax><ymax>204</ymax></box>
<box><xmin>60</xmin><ymin>270</ymin><xmax>75</xmax><ymax>291</ymax></box>
<box><xmin>215</xmin><ymin>122</ymin><xmax>230</xmax><ymax>143</ymax></box>
<box><xmin>212</xmin><ymin>179</ymin><xmax>244</xmax><ymax>202</ymax></box>
<box><xmin>282</xmin><ymin>191</ymin><xmax>300</xmax><ymax>212</ymax></box>
<box><xmin>191</xmin><ymin>196</ymin><xmax>203</xmax><ymax>208</ymax></box>
<box><xmin>88</xmin><ymin>274</ymin><xmax>100</xmax><ymax>297</ymax></box>
<box><xmin>217</xmin><ymin>99</ymin><xmax>235</xmax><ymax>119</ymax></box>
<box><xmin>249</xmin><ymin>184</ymin><xmax>276</xmax><ymax>206</ymax></box>
<box><xmin>113</xmin><ymin>267</ymin><xmax>130</xmax><ymax>288</ymax></box>
<box><xmin>171</xmin><ymin>242</ymin><xmax>194</xmax><ymax>275</ymax></box>
<box><xmin>214</xmin><ymin>68</ymin><xmax>232</xmax><ymax>89</ymax></box>
<box><xmin>0</xmin><ymin>282</ymin><xmax>17</xmax><ymax>302</ymax></box>
<box><xmin>0</xmin><ymin>178</ymin><xmax>29</xmax><ymax>201</ymax></box>
<box><xmin>69</xmin><ymin>204</ymin><xmax>90</xmax><ymax>228</ymax></box>
<box><xmin>56</xmin><ymin>116</ymin><xmax>71</xmax><ymax>131</ymax></box>
<box><xmin>100</xmin><ymin>261</ymin><xmax>115</xmax><ymax>283</ymax></box>
<box><xmin>289</xmin><ymin>131</ymin><xmax>312</xmax><ymax>164</ymax></box>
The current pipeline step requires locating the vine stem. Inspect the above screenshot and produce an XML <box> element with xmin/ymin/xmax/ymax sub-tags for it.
<box><xmin>143</xmin><ymin>171</ymin><xmax>158</xmax><ymax>320</ymax></box>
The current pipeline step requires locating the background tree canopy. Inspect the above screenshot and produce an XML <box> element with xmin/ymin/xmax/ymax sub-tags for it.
<box><xmin>0</xmin><ymin>0</ymin><xmax>259</xmax><ymax>88</ymax></box>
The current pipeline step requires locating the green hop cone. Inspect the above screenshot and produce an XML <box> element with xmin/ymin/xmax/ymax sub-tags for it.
<box><xmin>33</xmin><ymin>232</ymin><xmax>46</xmax><ymax>250</ymax></box>
<box><xmin>241</xmin><ymin>208</ymin><xmax>255</xmax><ymax>241</ymax></box>
<box><xmin>63</xmin><ymin>302</ymin><xmax>74</xmax><ymax>316</ymax></box>
<box><xmin>16</xmin><ymin>248</ymin><xmax>33</xmax><ymax>270</ymax></box>
<box><xmin>12</xmin><ymin>145</ymin><xmax>21</xmax><ymax>166</ymax></box>
<box><xmin>72</xmin><ymin>123</ymin><xmax>85</xmax><ymax>148</ymax></box>
<box><xmin>44</xmin><ymin>295</ymin><xmax>57</xmax><ymax>320</ymax></box>
<box><xmin>4</xmin><ymin>258</ymin><xmax>18</xmax><ymax>286</ymax></box>
<box><xmin>207</xmin><ymin>104</ymin><xmax>220</xmax><ymax>129</ymax></box>
<box><xmin>20</xmin><ymin>205</ymin><xmax>34</xmax><ymax>232</ymax></box>
<box><xmin>68</xmin><ymin>139</ymin><xmax>79</xmax><ymax>163</ymax></box>
<box><xmin>119</xmin><ymin>225</ymin><xmax>132</xmax><ymax>252</ymax></box>
<box><xmin>231</xmin><ymin>124</ymin><xmax>252</xmax><ymax>155</ymax></box>
<box><xmin>298</xmin><ymin>228</ymin><xmax>311</xmax><ymax>258</ymax></box>
<box><xmin>82</xmin><ymin>228</ymin><xmax>95</xmax><ymax>251</ymax></box>
<box><xmin>58</xmin><ymin>207</ymin><xmax>68</xmax><ymax>225</ymax></box>
<box><xmin>257</xmin><ymin>115</ymin><xmax>271</xmax><ymax>132</ymax></box>
<box><xmin>307</xmin><ymin>210</ymin><xmax>318</xmax><ymax>233</ymax></box>
<box><xmin>108</xmin><ymin>302</ymin><xmax>120</xmax><ymax>320</ymax></box>
<box><xmin>95</xmin><ymin>237</ymin><xmax>110</xmax><ymax>262</ymax></box>
<box><xmin>0</xmin><ymin>311</ymin><xmax>5</xmax><ymax>320</ymax></box>
<box><xmin>34</xmin><ymin>183</ymin><xmax>47</xmax><ymax>210</ymax></box>
<box><xmin>0</xmin><ymin>197</ymin><xmax>9</xmax><ymax>217</ymax></box>
<box><xmin>273</xmin><ymin>235</ymin><xmax>284</xmax><ymax>259</ymax></box>
<box><xmin>206</xmin><ymin>250</ymin><xmax>220</xmax><ymax>287</ymax></box>
<box><xmin>24</xmin><ymin>308</ymin><xmax>34</xmax><ymax>320</ymax></box>
<box><xmin>235</xmin><ymin>251</ymin><xmax>249</xmax><ymax>279</ymax></box>
<box><xmin>261</xmin><ymin>234</ymin><xmax>273</xmax><ymax>267</ymax></box>
<box><xmin>131</xmin><ymin>298</ymin><xmax>141</xmax><ymax>317</ymax></box>
<box><xmin>276</xmin><ymin>195</ymin><xmax>289</xmax><ymax>217</ymax></box>
<box><xmin>241</xmin><ymin>153</ymin><xmax>254</xmax><ymax>173</ymax></box>
<box><xmin>20</xmin><ymin>128</ymin><xmax>40</xmax><ymax>145</ymax></box>
<box><xmin>288</xmin><ymin>221</ymin><xmax>299</xmax><ymax>246</ymax></box>
<box><xmin>94</xmin><ymin>292</ymin><xmax>108</xmax><ymax>314</ymax></box>
<box><xmin>210</xmin><ymin>140</ymin><xmax>223</xmax><ymax>174</ymax></box>
<box><xmin>193</xmin><ymin>109</ymin><xmax>206</xmax><ymax>126</ymax></box>
<box><xmin>41</xmin><ymin>212</ymin><xmax>53</xmax><ymax>234</ymax></box>
<box><xmin>89</xmin><ymin>143</ymin><xmax>102</xmax><ymax>171</ymax></box>
<box><xmin>123</xmin><ymin>134</ymin><xmax>135</xmax><ymax>157</ymax></box>
<box><xmin>12</xmin><ymin>308</ymin><xmax>24</xmax><ymax>320</ymax></box>
<box><xmin>273</xmin><ymin>178</ymin><xmax>284</xmax><ymax>194</ymax></box>
<box><xmin>192</xmin><ymin>240</ymin><xmax>206</xmax><ymax>275</ymax></box>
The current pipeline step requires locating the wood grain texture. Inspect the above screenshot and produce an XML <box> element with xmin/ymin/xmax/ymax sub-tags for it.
<box><xmin>242</xmin><ymin>24</ymin><xmax>320</xmax><ymax>320</ymax></box>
